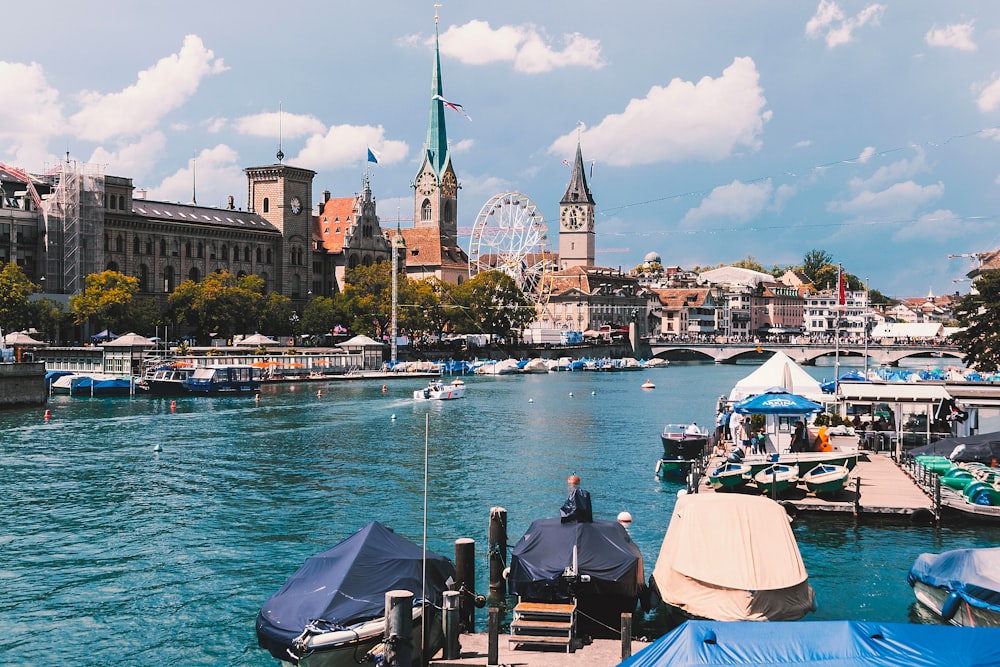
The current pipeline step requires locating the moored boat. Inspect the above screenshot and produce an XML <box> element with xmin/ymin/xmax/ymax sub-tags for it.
<box><xmin>660</xmin><ymin>424</ymin><xmax>709</xmax><ymax>460</ymax></box>
<box><xmin>256</xmin><ymin>521</ymin><xmax>455</xmax><ymax>667</ymax></box>
<box><xmin>907</xmin><ymin>547</ymin><xmax>1000</xmax><ymax>627</ymax></box>
<box><xmin>413</xmin><ymin>378</ymin><xmax>466</xmax><ymax>401</ymax></box>
<box><xmin>136</xmin><ymin>364</ymin><xmax>196</xmax><ymax>395</ymax></box>
<box><xmin>187</xmin><ymin>365</ymin><xmax>262</xmax><ymax>394</ymax></box>
<box><xmin>707</xmin><ymin>461</ymin><xmax>751</xmax><ymax>491</ymax></box>
<box><xmin>753</xmin><ymin>463</ymin><xmax>798</xmax><ymax>497</ymax></box>
<box><xmin>801</xmin><ymin>463</ymin><xmax>850</xmax><ymax>496</ymax></box>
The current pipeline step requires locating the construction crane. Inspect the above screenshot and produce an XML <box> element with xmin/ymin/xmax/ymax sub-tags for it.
<box><xmin>0</xmin><ymin>162</ymin><xmax>44</xmax><ymax>212</ymax></box>
<box><xmin>948</xmin><ymin>252</ymin><xmax>989</xmax><ymax>271</ymax></box>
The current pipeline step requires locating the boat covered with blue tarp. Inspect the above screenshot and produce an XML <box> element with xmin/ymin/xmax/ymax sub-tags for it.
<box><xmin>618</xmin><ymin>619</ymin><xmax>1000</xmax><ymax>666</ymax></box>
<box><xmin>907</xmin><ymin>547</ymin><xmax>1000</xmax><ymax>626</ymax></box>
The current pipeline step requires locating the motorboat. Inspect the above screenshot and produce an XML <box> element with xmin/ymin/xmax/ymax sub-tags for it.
<box><xmin>187</xmin><ymin>365</ymin><xmax>263</xmax><ymax>394</ymax></box>
<box><xmin>70</xmin><ymin>375</ymin><xmax>133</xmax><ymax>396</ymax></box>
<box><xmin>660</xmin><ymin>424</ymin><xmax>710</xmax><ymax>460</ymax></box>
<box><xmin>413</xmin><ymin>379</ymin><xmax>466</xmax><ymax>401</ymax></box>
<box><xmin>753</xmin><ymin>463</ymin><xmax>798</xmax><ymax>497</ymax></box>
<box><xmin>641</xmin><ymin>379</ymin><xmax>656</xmax><ymax>389</ymax></box>
<box><xmin>907</xmin><ymin>547</ymin><xmax>1000</xmax><ymax>627</ymax></box>
<box><xmin>649</xmin><ymin>493</ymin><xmax>816</xmax><ymax>622</ymax></box>
<box><xmin>801</xmin><ymin>463</ymin><xmax>850</xmax><ymax>496</ymax></box>
<box><xmin>619</xmin><ymin>620</ymin><xmax>1000</xmax><ymax>666</ymax></box>
<box><xmin>707</xmin><ymin>460</ymin><xmax>751</xmax><ymax>491</ymax></box>
<box><xmin>256</xmin><ymin>521</ymin><xmax>455</xmax><ymax>666</ymax></box>
<box><xmin>136</xmin><ymin>363</ymin><xmax>196</xmax><ymax>395</ymax></box>
<box><xmin>507</xmin><ymin>517</ymin><xmax>646</xmax><ymax>638</ymax></box>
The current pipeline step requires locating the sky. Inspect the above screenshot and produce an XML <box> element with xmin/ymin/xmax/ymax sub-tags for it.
<box><xmin>2</xmin><ymin>1</ymin><xmax>999</xmax><ymax>299</ymax></box>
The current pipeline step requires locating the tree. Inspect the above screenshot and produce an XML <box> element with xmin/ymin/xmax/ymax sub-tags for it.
<box><xmin>802</xmin><ymin>249</ymin><xmax>833</xmax><ymax>283</ymax></box>
<box><xmin>300</xmin><ymin>295</ymin><xmax>343</xmax><ymax>337</ymax></box>
<box><xmin>259</xmin><ymin>292</ymin><xmax>294</xmax><ymax>336</ymax></box>
<box><xmin>951</xmin><ymin>270</ymin><xmax>1000</xmax><ymax>372</ymax></box>
<box><xmin>336</xmin><ymin>262</ymin><xmax>393</xmax><ymax>338</ymax></box>
<box><xmin>450</xmin><ymin>270</ymin><xmax>534</xmax><ymax>341</ymax></box>
<box><xmin>0</xmin><ymin>262</ymin><xmax>37</xmax><ymax>333</ymax></box>
<box><xmin>70</xmin><ymin>270</ymin><xmax>141</xmax><ymax>332</ymax></box>
<box><xmin>731</xmin><ymin>255</ymin><xmax>767</xmax><ymax>274</ymax></box>
<box><xmin>167</xmin><ymin>271</ymin><xmax>264</xmax><ymax>339</ymax></box>
<box><xmin>29</xmin><ymin>298</ymin><xmax>68</xmax><ymax>342</ymax></box>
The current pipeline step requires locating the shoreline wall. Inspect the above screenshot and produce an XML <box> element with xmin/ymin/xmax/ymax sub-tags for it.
<box><xmin>0</xmin><ymin>362</ymin><xmax>47</xmax><ymax>408</ymax></box>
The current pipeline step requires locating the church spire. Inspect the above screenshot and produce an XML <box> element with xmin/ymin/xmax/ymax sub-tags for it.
<box><xmin>560</xmin><ymin>140</ymin><xmax>595</xmax><ymax>206</ymax></box>
<box><xmin>425</xmin><ymin>8</ymin><xmax>450</xmax><ymax>178</ymax></box>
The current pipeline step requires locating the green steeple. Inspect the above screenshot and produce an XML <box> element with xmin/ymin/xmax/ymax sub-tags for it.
<box><xmin>424</xmin><ymin>17</ymin><xmax>450</xmax><ymax>178</ymax></box>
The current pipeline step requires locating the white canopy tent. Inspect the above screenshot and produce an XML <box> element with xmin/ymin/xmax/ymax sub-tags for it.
<box><xmin>728</xmin><ymin>351</ymin><xmax>824</xmax><ymax>403</ymax></box>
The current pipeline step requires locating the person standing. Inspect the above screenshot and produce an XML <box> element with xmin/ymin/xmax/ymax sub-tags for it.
<box><xmin>560</xmin><ymin>474</ymin><xmax>593</xmax><ymax>523</ymax></box>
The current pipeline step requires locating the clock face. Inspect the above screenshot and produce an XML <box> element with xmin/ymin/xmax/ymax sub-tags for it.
<box><xmin>417</xmin><ymin>174</ymin><xmax>435</xmax><ymax>197</ymax></box>
<box><xmin>441</xmin><ymin>172</ymin><xmax>457</xmax><ymax>197</ymax></box>
<box><xmin>563</xmin><ymin>205</ymin><xmax>583</xmax><ymax>230</ymax></box>
<box><xmin>290</xmin><ymin>196</ymin><xmax>302</xmax><ymax>215</ymax></box>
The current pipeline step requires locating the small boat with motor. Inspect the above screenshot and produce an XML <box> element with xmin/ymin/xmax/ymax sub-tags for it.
<box><xmin>656</xmin><ymin>424</ymin><xmax>710</xmax><ymax>479</ymax></box>
<box><xmin>187</xmin><ymin>365</ymin><xmax>262</xmax><ymax>394</ymax></box>
<box><xmin>801</xmin><ymin>463</ymin><xmax>850</xmax><ymax>496</ymax></box>
<box><xmin>707</xmin><ymin>460</ymin><xmax>751</xmax><ymax>491</ymax></box>
<box><xmin>256</xmin><ymin>521</ymin><xmax>455</xmax><ymax>667</ymax></box>
<box><xmin>413</xmin><ymin>378</ymin><xmax>466</xmax><ymax>401</ymax></box>
<box><xmin>907</xmin><ymin>547</ymin><xmax>1000</xmax><ymax>627</ymax></box>
<box><xmin>641</xmin><ymin>379</ymin><xmax>656</xmax><ymax>389</ymax></box>
<box><xmin>136</xmin><ymin>363</ymin><xmax>196</xmax><ymax>395</ymax></box>
<box><xmin>753</xmin><ymin>463</ymin><xmax>798</xmax><ymax>497</ymax></box>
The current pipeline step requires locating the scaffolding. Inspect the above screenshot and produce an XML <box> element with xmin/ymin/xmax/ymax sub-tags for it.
<box><xmin>42</xmin><ymin>161</ymin><xmax>105</xmax><ymax>294</ymax></box>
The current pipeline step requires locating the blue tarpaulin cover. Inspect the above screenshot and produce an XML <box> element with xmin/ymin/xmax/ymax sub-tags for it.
<box><xmin>255</xmin><ymin>521</ymin><xmax>455</xmax><ymax>662</ymax></box>
<box><xmin>907</xmin><ymin>547</ymin><xmax>1000</xmax><ymax>612</ymax></box>
<box><xmin>618</xmin><ymin>620</ymin><xmax>1000</xmax><ymax>666</ymax></box>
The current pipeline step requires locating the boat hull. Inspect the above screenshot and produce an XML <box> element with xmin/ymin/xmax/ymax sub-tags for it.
<box><xmin>753</xmin><ymin>465</ymin><xmax>797</xmax><ymax>497</ymax></box>
<box><xmin>802</xmin><ymin>465</ymin><xmax>850</xmax><ymax>495</ymax></box>
<box><xmin>660</xmin><ymin>430</ymin><xmax>709</xmax><ymax>460</ymax></box>
<box><xmin>708</xmin><ymin>462</ymin><xmax>751</xmax><ymax>490</ymax></box>
<box><xmin>912</xmin><ymin>581</ymin><xmax>1000</xmax><ymax>628</ymax></box>
<box><xmin>413</xmin><ymin>382</ymin><xmax>466</xmax><ymax>400</ymax></box>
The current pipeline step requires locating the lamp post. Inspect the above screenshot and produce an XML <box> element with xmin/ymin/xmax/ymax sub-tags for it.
<box><xmin>391</xmin><ymin>222</ymin><xmax>406</xmax><ymax>364</ymax></box>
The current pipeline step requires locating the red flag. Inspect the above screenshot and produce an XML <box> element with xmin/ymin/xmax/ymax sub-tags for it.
<box><xmin>838</xmin><ymin>266</ymin><xmax>846</xmax><ymax>307</ymax></box>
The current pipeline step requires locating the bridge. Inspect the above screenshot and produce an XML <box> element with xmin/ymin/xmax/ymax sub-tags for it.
<box><xmin>646</xmin><ymin>340</ymin><xmax>966</xmax><ymax>366</ymax></box>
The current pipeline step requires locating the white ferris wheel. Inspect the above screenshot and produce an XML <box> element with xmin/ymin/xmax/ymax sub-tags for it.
<box><xmin>468</xmin><ymin>192</ymin><xmax>553</xmax><ymax>307</ymax></box>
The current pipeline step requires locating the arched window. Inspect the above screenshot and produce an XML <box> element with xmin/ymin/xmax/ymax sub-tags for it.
<box><xmin>133</xmin><ymin>237</ymin><xmax>140</xmax><ymax>254</ymax></box>
<box><xmin>106</xmin><ymin>261</ymin><xmax>119</xmax><ymax>272</ymax></box>
<box><xmin>263</xmin><ymin>197</ymin><xmax>270</xmax><ymax>213</ymax></box>
<box><xmin>118</xmin><ymin>195</ymin><xmax>125</xmax><ymax>211</ymax></box>
<box><xmin>185</xmin><ymin>242</ymin><xmax>192</xmax><ymax>258</ymax></box>
<box><xmin>115</xmin><ymin>234</ymin><xmax>124</xmax><ymax>252</ymax></box>
<box><xmin>145</xmin><ymin>238</ymin><xmax>153</xmax><ymax>255</ymax></box>
<box><xmin>266</xmin><ymin>249</ymin><xmax>273</xmax><ymax>264</ymax></box>
<box><xmin>163</xmin><ymin>266</ymin><xmax>175</xmax><ymax>293</ymax></box>
<box><xmin>244</xmin><ymin>247</ymin><xmax>251</xmax><ymax>262</ymax></box>
<box><xmin>421</xmin><ymin>200</ymin><xmax>432</xmax><ymax>222</ymax></box>
<box><xmin>291</xmin><ymin>274</ymin><xmax>301</xmax><ymax>298</ymax></box>
<box><xmin>188</xmin><ymin>267</ymin><xmax>200</xmax><ymax>282</ymax></box>
<box><xmin>138</xmin><ymin>264</ymin><xmax>149</xmax><ymax>292</ymax></box>
<box><xmin>255</xmin><ymin>247</ymin><xmax>262</xmax><ymax>263</ymax></box>
<box><xmin>209</xmin><ymin>243</ymin><xmax>217</xmax><ymax>260</ymax></box>
<box><xmin>171</xmin><ymin>240</ymin><xmax>179</xmax><ymax>257</ymax></box>
<box><xmin>348</xmin><ymin>255</ymin><xmax>360</xmax><ymax>270</ymax></box>
<box><xmin>159</xmin><ymin>239</ymin><xmax>167</xmax><ymax>256</ymax></box>
<box><xmin>197</xmin><ymin>242</ymin><xmax>204</xmax><ymax>259</ymax></box>
<box><xmin>230</xmin><ymin>245</ymin><xmax>239</xmax><ymax>261</ymax></box>
<box><xmin>220</xmin><ymin>244</ymin><xmax>228</xmax><ymax>261</ymax></box>
<box><xmin>103</xmin><ymin>233</ymin><xmax>110</xmax><ymax>251</ymax></box>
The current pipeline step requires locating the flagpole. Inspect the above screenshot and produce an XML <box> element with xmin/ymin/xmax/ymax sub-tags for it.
<box><xmin>834</xmin><ymin>264</ymin><xmax>842</xmax><ymax>394</ymax></box>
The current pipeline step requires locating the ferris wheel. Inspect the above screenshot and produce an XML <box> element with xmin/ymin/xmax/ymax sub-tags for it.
<box><xmin>468</xmin><ymin>192</ymin><xmax>553</xmax><ymax>307</ymax></box>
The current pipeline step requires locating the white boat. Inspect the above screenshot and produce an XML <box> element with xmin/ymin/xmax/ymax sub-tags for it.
<box><xmin>518</xmin><ymin>358</ymin><xmax>550</xmax><ymax>374</ymax></box>
<box><xmin>413</xmin><ymin>379</ymin><xmax>466</xmax><ymax>401</ymax></box>
<box><xmin>474</xmin><ymin>358</ymin><xmax>519</xmax><ymax>375</ymax></box>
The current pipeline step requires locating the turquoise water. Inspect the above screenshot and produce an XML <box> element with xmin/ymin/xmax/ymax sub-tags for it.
<box><xmin>2</xmin><ymin>364</ymin><xmax>998</xmax><ymax>666</ymax></box>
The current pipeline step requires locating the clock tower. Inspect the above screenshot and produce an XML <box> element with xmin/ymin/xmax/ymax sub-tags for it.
<box><xmin>245</xmin><ymin>161</ymin><xmax>315</xmax><ymax>301</ymax></box>
<box><xmin>558</xmin><ymin>140</ymin><xmax>595</xmax><ymax>269</ymax></box>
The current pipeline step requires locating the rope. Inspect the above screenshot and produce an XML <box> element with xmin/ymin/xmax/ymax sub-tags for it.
<box><xmin>574</xmin><ymin>607</ymin><xmax>629</xmax><ymax>637</ymax></box>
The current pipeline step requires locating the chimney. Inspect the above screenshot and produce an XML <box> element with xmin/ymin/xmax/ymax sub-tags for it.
<box><xmin>323</xmin><ymin>190</ymin><xmax>331</xmax><ymax>202</ymax></box>
<box><xmin>227</xmin><ymin>195</ymin><xmax>235</xmax><ymax>210</ymax></box>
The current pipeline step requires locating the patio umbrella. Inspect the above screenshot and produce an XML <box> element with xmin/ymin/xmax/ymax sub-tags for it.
<box><xmin>734</xmin><ymin>386</ymin><xmax>824</xmax><ymax>415</ymax></box>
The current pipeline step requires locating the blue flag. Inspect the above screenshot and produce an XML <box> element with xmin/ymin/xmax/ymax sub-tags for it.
<box><xmin>367</xmin><ymin>147</ymin><xmax>379</xmax><ymax>164</ymax></box>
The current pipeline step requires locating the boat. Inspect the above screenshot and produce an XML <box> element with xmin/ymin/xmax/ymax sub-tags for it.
<box><xmin>49</xmin><ymin>373</ymin><xmax>84</xmax><ymax>394</ymax></box>
<box><xmin>706</xmin><ymin>460</ymin><xmax>751</xmax><ymax>490</ymax></box>
<box><xmin>256</xmin><ymin>521</ymin><xmax>455</xmax><ymax>667</ymax></box>
<box><xmin>136</xmin><ymin>363</ymin><xmax>196</xmax><ymax>395</ymax></box>
<box><xmin>507</xmin><ymin>517</ymin><xmax>646</xmax><ymax>638</ymax></box>
<box><xmin>70</xmin><ymin>375</ymin><xmax>133</xmax><ymax>396</ymax></box>
<box><xmin>739</xmin><ymin>450</ymin><xmax>860</xmax><ymax>477</ymax></box>
<box><xmin>649</xmin><ymin>493</ymin><xmax>816</xmax><ymax>622</ymax></box>
<box><xmin>187</xmin><ymin>365</ymin><xmax>263</xmax><ymax>394</ymax></box>
<box><xmin>413</xmin><ymin>378</ymin><xmax>466</xmax><ymax>401</ymax></box>
<box><xmin>641</xmin><ymin>379</ymin><xmax>656</xmax><ymax>389</ymax></box>
<box><xmin>618</xmin><ymin>620</ymin><xmax>1000</xmax><ymax>667</ymax></box>
<box><xmin>907</xmin><ymin>547</ymin><xmax>1000</xmax><ymax>627</ymax></box>
<box><xmin>660</xmin><ymin>424</ymin><xmax>709</xmax><ymax>460</ymax></box>
<box><xmin>801</xmin><ymin>463</ymin><xmax>850</xmax><ymax>496</ymax></box>
<box><xmin>753</xmin><ymin>463</ymin><xmax>798</xmax><ymax>497</ymax></box>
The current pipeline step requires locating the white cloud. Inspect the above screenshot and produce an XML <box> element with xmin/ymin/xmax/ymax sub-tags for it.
<box><xmin>68</xmin><ymin>35</ymin><xmax>226</xmax><ymax>142</ymax></box>
<box><xmin>974</xmin><ymin>74</ymin><xmax>1000</xmax><ymax>112</ymax></box>
<box><xmin>773</xmin><ymin>184</ymin><xmax>797</xmax><ymax>210</ymax></box>
<box><xmin>857</xmin><ymin>146</ymin><xmax>876</xmax><ymax>163</ymax></box>
<box><xmin>893</xmin><ymin>209</ymin><xmax>998</xmax><ymax>242</ymax></box>
<box><xmin>146</xmin><ymin>144</ymin><xmax>244</xmax><ymax>206</ymax></box>
<box><xmin>293</xmin><ymin>124</ymin><xmax>408</xmax><ymax>170</ymax></box>
<box><xmin>848</xmin><ymin>147</ymin><xmax>928</xmax><ymax>193</ymax></box>
<box><xmin>806</xmin><ymin>0</ymin><xmax>886</xmax><ymax>48</ymax></box>
<box><xmin>450</xmin><ymin>139</ymin><xmax>475</xmax><ymax>154</ymax></box>
<box><xmin>984</xmin><ymin>128</ymin><xmax>1000</xmax><ymax>141</ymax></box>
<box><xmin>680</xmin><ymin>179</ymin><xmax>773</xmax><ymax>228</ymax></box>
<box><xmin>829</xmin><ymin>180</ymin><xmax>943</xmax><ymax>219</ymax></box>
<box><xmin>87</xmin><ymin>132</ymin><xmax>168</xmax><ymax>180</ymax></box>
<box><xmin>925</xmin><ymin>22</ymin><xmax>976</xmax><ymax>51</ymax></box>
<box><xmin>795</xmin><ymin>139</ymin><xmax>812</xmax><ymax>148</ymax></box>
<box><xmin>550</xmin><ymin>57</ymin><xmax>770</xmax><ymax>167</ymax></box>
<box><xmin>0</xmin><ymin>61</ymin><xmax>64</xmax><ymax>165</ymax></box>
<box><xmin>234</xmin><ymin>111</ymin><xmax>326</xmax><ymax>139</ymax></box>
<box><xmin>436</xmin><ymin>20</ymin><xmax>604</xmax><ymax>73</ymax></box>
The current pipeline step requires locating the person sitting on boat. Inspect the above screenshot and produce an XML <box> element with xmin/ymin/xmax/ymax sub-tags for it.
<box><xmin>560</xmin><ymin>474</ymin><xmax>593</xmax><ymax>523</ymax></box>
<box><xmin>686</xmin><ymin>422</ymin><xmax>702</xmax><ymax>435</ymax></box>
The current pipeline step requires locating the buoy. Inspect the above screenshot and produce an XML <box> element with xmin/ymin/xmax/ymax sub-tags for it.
<box><xmin>382</xmin><ymin>385</ymin><xmax>388</xmax><ymax>393</ymax></box>
<box><xmin>642</xmin><ymin>379</ymin><xmax>656</xmax><ymax>389</ymax></box>
<box><xmin>391</xmin><ymin>414</ymin><xmax>396</xmax><ymax>420</ymax></box>
<box><xmin>170</xmin><ymin>401</ymin><xmax>176</xmax><ymax>412</ymax></box>
<box><xmin>254</xmin><ymin>394</ymin><xmax>260</xmax><ymax>403</ymax></box>
<box><xmin>317</xmin><ymin>389</ymin><xmax>322</xmax><ymax>398</ymax></box>
<box><xmin>569</xmin><ymin>392</ymin><xmax>574</xmax><ymax>397</ymax></box>
<box><xmin>528</xmin><ymin>398</ymin><xmax>533</xmax><ymax>403</ymax></box>
<box><xmin>153</xmin><ymin>444</ymin><xmax>162</xmax><ymax>452</ymax></box>
<box><xmin>43</xmin><ymin>409</ymin><xmax>51</xmax><ymax>420</ymax></box>
<box><xmin>591</xmin><ymin>390</ymin><xmax>596</xmax><ymax>395</ymax></box>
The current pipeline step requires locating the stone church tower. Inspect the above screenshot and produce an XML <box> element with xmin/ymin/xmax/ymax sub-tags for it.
<box><xmin>558</xmin><ymin>141</ymin><xmax>596</xmax><ymax>269</ymax></box>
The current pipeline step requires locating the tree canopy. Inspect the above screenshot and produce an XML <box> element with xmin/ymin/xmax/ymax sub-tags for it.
<box><xmin>951</xmin><ymin>270</ymin><xmax>1000</xmax><ymax>372</ymax></box>
<box><xmin>0</xmin><ymin>262</ymin><xmax>38</xmax><ymax>333</ymax></box>
<box><xmin>69</xmin><ymin>270</ymin><xmax>157</xmax><ymax>333</ymax></box>
<box><xmin>167</xmin><ymin>271</ymin><xmax>265</xmax><ymax>339</ymax></box>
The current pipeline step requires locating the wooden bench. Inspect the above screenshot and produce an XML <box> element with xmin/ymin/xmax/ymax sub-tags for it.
<box><xmin>509</xmin><ymin>600</ymin><xmax>576</xmax><ymax>652</ymax></box>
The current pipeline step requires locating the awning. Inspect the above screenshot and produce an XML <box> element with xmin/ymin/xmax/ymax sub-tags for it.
<box><xmin>836</xmin><ymin>383</ymin><xmax>950</xmax><ymax>403</ymax></box>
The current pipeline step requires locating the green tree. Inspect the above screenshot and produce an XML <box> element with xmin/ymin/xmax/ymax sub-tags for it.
<box><xmin>29</xmin><ymin>298</ymin><xmax>68</xmax><ymax>342</ymax></box>
<box><xmin>951</xmin><ymin>270</ymin><xmax>1000</xmax><ymax>372</ymax></box>
<box><xmin>70</xmin><ymin>270</ymin><xmax>141</xmax><ymax>332</ymax></box>
<box><xmin>336</xmin><ymin>262</ymin><xmax>393</xmax><ymax>338</ymax></box>
<box><xmin>300</xmin><ymin>295</ymin><xmax>343</xmax><ymax>337</ymax></box>
<box><xmin>450</xmin><ymin>270</ymin><xmax>534</xmax><ymax>341</ymax></box>
<box><xmin>167</xmin><ymin>271</ymin><xmax>264</xmax><ymax>339</ymax></box>
<box><xmin>259</xmin><ymin>292</ymin><xmax>294</xmax><ymax>336</ymax></box>
<box><xmin>802</xmin><ymin>249</ymin><xmax>834</xmax><ymax>283</ymax></box>
<box><xmin>732</xmin><ymin>255</ymin><xmax>767</xmax><ymax>273</ymax></box>
<box><xmin>0</xmin><ymin>262</ymin><xmax>37</xmax><ymax>333</ymax></box>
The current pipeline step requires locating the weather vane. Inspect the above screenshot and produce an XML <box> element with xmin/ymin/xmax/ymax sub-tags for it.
<box><xmin>434</xmin><ymin>3</ymin><xmax>441</xmax><ymax>24</ymax></box>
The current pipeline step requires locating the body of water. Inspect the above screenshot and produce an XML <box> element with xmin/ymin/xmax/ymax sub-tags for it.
<box><xmin>2</xmin><ymin>363</ymin><xmax>997</xmax><ymax>665</ymax></box>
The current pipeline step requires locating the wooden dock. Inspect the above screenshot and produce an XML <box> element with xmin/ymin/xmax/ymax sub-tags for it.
<box><xmin>699</xmin><ymin>452</ymin><xmax>937</xmax><ymax>523</ymax></box>
<box><xmin>429</xmin><ymin>632</ymin><xmax>648</xmax><ymax>667</ymax></box>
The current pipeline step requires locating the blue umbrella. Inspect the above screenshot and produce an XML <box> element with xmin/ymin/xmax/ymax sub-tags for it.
<box><xmin>734</xmin><ymin>386</ymin><xmax>824</xmax><ymax>415</ymax></box>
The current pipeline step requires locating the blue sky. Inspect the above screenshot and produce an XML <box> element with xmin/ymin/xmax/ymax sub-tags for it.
<box><xmin>2</xmin><ymin>1</ymin><xmax>998</xmax><ymax>299</ymax></box>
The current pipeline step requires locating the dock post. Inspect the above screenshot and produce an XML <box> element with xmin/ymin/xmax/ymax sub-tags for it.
<box><xmin>934</xmin><ymin>475</ymin><xmax>941</xmax><ymax>521</ymax></box>
<box><xmin>443</xmin><ymin>590</ymin><xmax>461</xmax><ymax>660</ymax></box>
<box><xmin>385</xmin><ymin>589</ymin><xmax>413</xmax><ymax>667</ymax></box>
<box><xmin>455</xmin><ymin>538</ymin><xmax>476</xmax><ymax>632</ymax></box>
<box><xmin>621</xmin><ymin>612</ymin><xmax>632</xmax><ymax>659</ymax></box>
<box><xmin>488</xmin><ymin>507</ymin><xmax>507</xmax><ymax>601</ymax></box>
<box><xmin>487</xmin><ymin>607</ymin><xmax>499</xmax><ymax>667</ymax></box>
<box><xmin>853</xmin><ymin>476</ymin><xmax>862</xmax><ymax>519</ymax></box>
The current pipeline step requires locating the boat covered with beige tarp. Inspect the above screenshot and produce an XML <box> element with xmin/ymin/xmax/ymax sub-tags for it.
<box><xmin>650</xmin><ymin>493</ymin><xmax>816</xmax><ymax>621</ymax></box>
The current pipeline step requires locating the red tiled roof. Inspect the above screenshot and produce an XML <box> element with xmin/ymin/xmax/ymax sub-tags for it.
<box><xmin>314</xmin><ymin>198</ymin><xmax>357</xmax><ymax>254</ymax></box>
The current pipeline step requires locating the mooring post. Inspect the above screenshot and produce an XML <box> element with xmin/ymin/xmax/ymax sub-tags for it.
<box><xmin>853</xmin><ymin>476</ymin><xmax>862</xmax><ymax>518</ymax></box>
<box><xmin>487</xmin><ymin>607</ymin><xmax>499</xmax><ymax>667</ymax></box>
<box><xmin>621</xmin><ymin>612</ymin><xmax>632</xmax><ymax>659</ymax></box>
<box><xmin>455</xmin><ymin>537</ymin><xmax>475</xmax><ymax>632</ymax></box>
<box><xmin>488</xmin><ymin>506</ymin><xmax>508</xmax><ymax>600</ymax></box>
<box><xmin>442</xmin><ymin>590</ymin><xmax>460</xmax><ymax>660</ymax></box>
<box><xmin>385</xmin><ymin>590</ymin><xmax>413</xmax><ymax>667</ymax></box>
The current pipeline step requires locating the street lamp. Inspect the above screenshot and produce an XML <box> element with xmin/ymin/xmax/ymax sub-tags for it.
<box><xmin>391</xmin><ymin>220</ymin><xmax>406</xmax><ymax>364</ymax></box>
